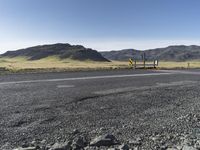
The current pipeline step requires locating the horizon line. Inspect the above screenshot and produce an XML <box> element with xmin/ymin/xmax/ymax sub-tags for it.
<box><xmin>1</xmin><ymin>39</ymin><xmax>200</xmax><ymax>54</ymax></box>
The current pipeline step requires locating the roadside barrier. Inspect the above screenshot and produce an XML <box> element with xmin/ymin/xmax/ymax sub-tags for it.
<box><xmin>129</xmin><ymin>59</ymin><xmax>159</xmax><ymax>69</ymax></box>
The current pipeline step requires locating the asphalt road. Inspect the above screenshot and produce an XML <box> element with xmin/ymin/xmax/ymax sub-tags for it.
<box><xmin>1</xmin><ymin>69</ymin><xmax>200</xmax><ymax>149</ymax></box>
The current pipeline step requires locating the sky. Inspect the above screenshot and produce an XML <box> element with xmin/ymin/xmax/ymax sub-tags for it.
<box><xmin>0</xmin><ymin>0</ymin><xmax>200</xmax><ymax>53</ymax></box>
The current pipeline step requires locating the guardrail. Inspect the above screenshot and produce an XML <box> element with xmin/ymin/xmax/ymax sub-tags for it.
<box><xmin>129</xmin><ymin>59</ymin><xmax>159</xmax><ymax>69</ymax></box>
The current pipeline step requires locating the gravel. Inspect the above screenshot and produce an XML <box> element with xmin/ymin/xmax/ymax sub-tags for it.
<box><xmin>1</xmin><ymin>70</ymin><xmax>200</xmax><ymax>150</ymax></box>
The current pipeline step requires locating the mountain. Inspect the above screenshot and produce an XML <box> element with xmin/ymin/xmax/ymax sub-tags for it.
<box><xmin>1</xmin><ymin>43</ymin><xmax>109</xmax><ymax>62</ymax></box>
<box><xmin>101</xmin><ymin>45</ymin><xmax>200</xmax><ymax>61</ymax></box>
<box><xmin>2</xmin><ymin>44</ymin><xmax>200</xmax><ymax>62</ymax></box>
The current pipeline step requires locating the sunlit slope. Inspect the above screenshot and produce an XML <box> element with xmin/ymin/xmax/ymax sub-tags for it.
<box><xmin>0</xmin><ymin>56</ymin><xmax>128</xmax><ymax>71</ymax></box>
<box><xmin>1</xmin><ymin>43</ymin><xmax>109</xmax><ymax>62</ymax></box>
<box><xmin>0</xmin><ymin>56</ymin><xmax>200</xmax><ymax>72</ymax></box>
<box><xmin>101</xmin><ymin>45</ymin><xmax>200</xmax><ymax>61</ymax></box>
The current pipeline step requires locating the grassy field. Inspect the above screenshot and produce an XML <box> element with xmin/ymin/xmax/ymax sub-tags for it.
<box><xmin>0</xmin><ymin>57</ymin><xmax>200</xmax><ymax>73</ymax></box>
<box><xmin>158</xmin><ymin>61</ymin><xmax>200</xmax><ymax>69</ymax></box>
<box><xmin>0</xmin><ymin>56</ymin><xmax>129</xmax><ymax>72</ymax></box>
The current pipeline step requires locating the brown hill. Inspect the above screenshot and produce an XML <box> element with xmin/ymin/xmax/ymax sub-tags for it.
<box><xmin>1</xmin><ymin>43</ymin><xmax>109</xmax><ymax>62</ymax></box>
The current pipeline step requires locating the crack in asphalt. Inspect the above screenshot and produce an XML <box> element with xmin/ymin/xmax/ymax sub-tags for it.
<box><xmin>68</xmin><ymin>81</ymin><xmax>197</xmax><ymax>105</ymax></box>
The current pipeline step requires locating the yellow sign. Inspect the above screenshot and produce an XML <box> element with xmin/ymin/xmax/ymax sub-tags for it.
<box><xmin>129</xmin><ymin>58</ymin><xmax>133</xmax><ymax>66</ymax></box>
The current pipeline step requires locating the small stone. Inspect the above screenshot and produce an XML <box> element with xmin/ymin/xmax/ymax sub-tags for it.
<box><xmin>72</xmin><ymin>129</ymin><xmax>80</xmax><ymax>135</ymax></box>
<box><xmin>31</xmin><ymin>141</ymin><xmax>36</xmax><ymax>146</ymax></box>
<box><xmin>129</xmin><ymin>138</ymin><xmax>142</xmax><ymax>146</ymax></box>
<box><xmin>84</xmin><ymin>146</ymin><xmax>96</xmax><ymax>150</ymax></box>
<box><xmin>72</xmin><ymin>136</ymin><xmax>86</xmax><ymax>149</ymax></box>
<box><xmin>182</xmin><ymin>145</ymin><xmax>197</xmax><ymax>150</ymax></box>
<box><xmin>167</xmin><ymin>135</ymin><xmax>173</xmax><ymax>140</ymax></box>
<box><xmin>119</xmin><ymin>143</ymin><xmax>129</xmax><ymax>150</ymax></box>
<box><xmin>176</xmin><ymin>145</ymin><xmax>183</xmax><ymax>150</ymax></box>
<box><xmin>13</xmin><ymin>147</ymin><xmax>37</xmax><ymax>150</ymax></box>
<box><xmin>99</xmin><ymin>127</ymin><xmax>106</xmax><ymax>131</ymax></box>
<box><xmin>49</xmin><ymin>142</ymin><xmax>72</xmax><ymax>150</ymax></box>
<box><xmin>41</xmin><ymin>139</ymin><xmax>46</xmax><ymax>144</ymax></box>
<box><xmin>122</xmin><ymin>124</ymin><xmax>128</xmax><ymax>128</ymax></box>
<box><xmin>160</xmin><ymin>145</ymin><xmax>168</xmax><ymax>150</ymax></box>
<box><xmin>90</xmin><ymin>134</ymin><xmax>119</xmax><ymax>147</ymax></box>
<box><xmin>150</xmin><ymin>136</ymin><xmax>160</xmax><ymax>141</ymax></box>
<box><xmin>21</xmin><ymin>143</ymin><xmax>29</xmax><ymax>148</ymax></box>
<box><xmin>167</xmin><ymin>148</ymin><xmax>178</xmax><ymax>150</ymax></box>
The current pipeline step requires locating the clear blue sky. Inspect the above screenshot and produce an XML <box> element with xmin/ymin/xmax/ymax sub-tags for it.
<box><xmin>0</xmin><ymin>0</ymin><xmax>200</xmax><ymax>53</ymax></box>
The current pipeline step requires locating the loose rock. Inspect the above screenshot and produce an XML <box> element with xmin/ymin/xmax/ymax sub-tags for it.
<box><xmin>118</xmin><ymin>143</ymin><xmax>129</xmax><ymax>150</ymax></box>
<box><xmin>49</xmin><ymin>142</ymin><xmax>72</xmax><ymax>150</ymax></box>
<box><xmin>182</xmin><ymin>145</ymin><xmax>197</xmax><ymax>150</ymax></box>
<box><xmin>13</xmin><ymin>147</ymin><xmax>37</xmax><ymax>150</ymax></box>
<box><xmin>72</xmin><ymin>136</ymin><xmax>86</xmax><ymax>149</ymax></box>
<box><xmin>72</xmin><ymin>129</ymin><xmax>80</xmax><ymax>135</ymax></box>
<box><xmin>90</xmin><ymin>134</ymin><xmax>119</xmax><ymax>147</ymax></box>
<box><xmin>129</xmin><ymin>138</ymin><xmax>142</xmax><ymax>146</ymax></box>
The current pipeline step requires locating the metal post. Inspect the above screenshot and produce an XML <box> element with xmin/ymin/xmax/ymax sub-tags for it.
<box><xmin>134</xmin><ymin>60</ymin><xmax>136</xmax><ymax>69</ymax></box>
<box><xmin>187</xmin><ymin>63</ymin><xmax>190</xmax><ymax>69</ymax></box>
<box><xmin>143</xmin><ymin>53</ymin><xmax>146</xmax><ymax>69</ymax></box>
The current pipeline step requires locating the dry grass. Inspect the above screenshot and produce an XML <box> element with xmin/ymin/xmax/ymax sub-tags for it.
<box><xmin>0</xmin><ymin>57</ymin><xmax>200</xmax><ymax>73</ymax></box>
<box><xmin>0</xmin><ymin>56</ymin><xmax>129</xmax><ymax>72</ymax></box>
<box><xmin>158</xmin><ymin>61</ymin><xmax>200</xmax><ymax>69</ymax></box>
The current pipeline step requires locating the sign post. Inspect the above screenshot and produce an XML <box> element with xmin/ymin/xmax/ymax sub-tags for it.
<box><xmin>143</xmin><ymin>52</ymin><xmax>146</xmax><ymax>68</ymax></box>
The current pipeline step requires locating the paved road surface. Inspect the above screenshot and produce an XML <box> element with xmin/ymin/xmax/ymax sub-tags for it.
<box><xmin>1</xmin><ymin>69</ymin><xmax>200</xmax><ymax>149</ymax></box>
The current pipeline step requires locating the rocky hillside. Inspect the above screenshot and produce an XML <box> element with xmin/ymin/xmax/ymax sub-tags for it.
<box><xmin>1</xmin><ymin>43</ymin><xmax>109</xmax><ymax>62</ymax></box>
<box><xmin>101</xmin><ymin>45</ymin><xmax>200</xmax><ymax>61</ymax></box>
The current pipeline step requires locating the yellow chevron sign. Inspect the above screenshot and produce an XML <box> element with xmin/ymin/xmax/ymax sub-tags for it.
<box><xmin>129</xmin><ymin>58</ymin><xmax>133</xmax><ymax>66</ymax></box>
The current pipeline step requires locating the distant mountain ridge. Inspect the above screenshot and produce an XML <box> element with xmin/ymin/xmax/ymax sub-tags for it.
<box><xmin>1</xmin><ymin>44</ymin><xmax>200</xmax><ymax>62</ymax></box>
<box><xmin>1</xmin><ymin>43</ymin><xmax>109</xmax><ymax>62</ymax></box>
<box><xmin>101</xmin><ymin>45</ymin><xmax>200</xmax><ymax>61</ymax></box>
